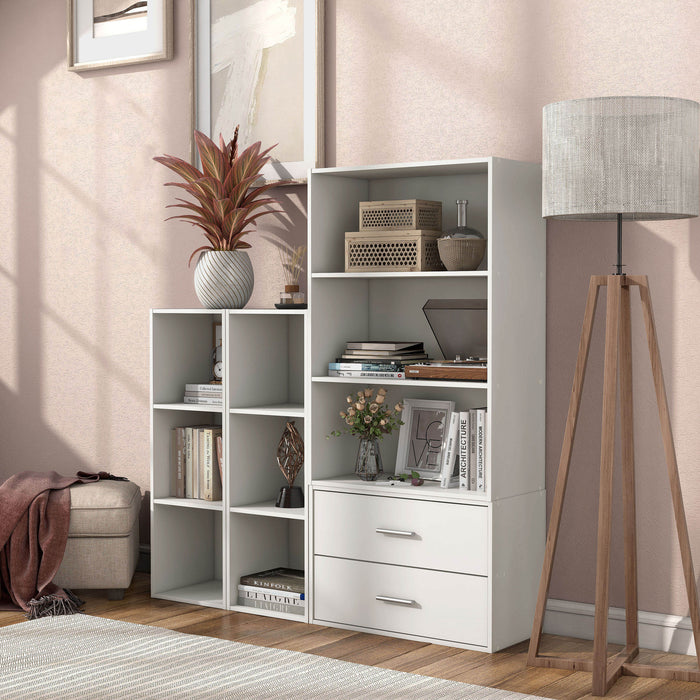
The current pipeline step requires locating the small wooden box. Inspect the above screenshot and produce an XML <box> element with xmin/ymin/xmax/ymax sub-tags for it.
<box><xmin>344</xmin><ymin>230</ymin><xmax>444</xmax><ymax>272</ymax></box>
<box><xmin>359</xmin><ymin>199</ymin><xmax>442</xmax><ymax>232</ymax></box>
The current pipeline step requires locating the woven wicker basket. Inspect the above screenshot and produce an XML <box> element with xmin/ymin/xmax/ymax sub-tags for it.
<box><xmin>437</xmin><ymin>238</ymin><xmax>486</xmax><ymax>271</ymax></box>
<box><xmin>359</xmin><ymin>200</ymin><xmax>442</xmax><ymax>232</ymax></box>
<box><xmin>345</xmin><ymin>230</ymin><xmax>444</xmax><ymax>272</ymax></box>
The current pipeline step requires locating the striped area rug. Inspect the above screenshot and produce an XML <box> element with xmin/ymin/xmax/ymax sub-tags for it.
<box><xmin>0</xmin><ymin>616</ymin><xmax>548</xmax><ymax>699</ymax></box>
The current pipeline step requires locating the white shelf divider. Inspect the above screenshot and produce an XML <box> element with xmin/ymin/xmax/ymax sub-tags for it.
<box><xmin>229</xmin><ymin>403</ymin><xmax>305</xmax><ymax>418</ymax></box>
<box><xmin>229</xmin><ymin>501</ymin><xmax>305</xmax><ymax>520</ymax></box>
<box><xmin>153</xmin><ymin>403</ymin><xmax>223</xmax><ymax>413</ymax></box>
<box><xmin>154</xmin><ymin>497</ymin><xmax>224</xmax><ymax>511</ymax></box>
<box><xmin>312</xmin><ymin>376</ymin><xmax>488</xmax><ymax>390</ymax></box>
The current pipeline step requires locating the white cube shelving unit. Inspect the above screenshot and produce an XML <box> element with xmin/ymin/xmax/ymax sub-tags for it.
<box><xmin>150</xmin><ymin>308</ymin><xmax>308</xmax><ymax>621</ymax></box>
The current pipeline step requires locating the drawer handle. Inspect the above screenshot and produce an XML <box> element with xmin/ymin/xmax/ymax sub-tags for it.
<box><xmin>375</xmin><ymin>528</ymin><xmax>416</xmax><ymax>537</ymax></box>
<box><xmin>376</xmin><ymin>595</ymin><xmax>416</xmax><ymax>606</ymax></box>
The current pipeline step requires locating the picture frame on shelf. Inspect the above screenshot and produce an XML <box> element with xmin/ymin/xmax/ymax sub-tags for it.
<box><xmin>67</xmin><ymin>0</ymin><xmax>173</xmax><ymax>72</ymax></box>
<box><xmin>395</xmin><ymin>399</ymin><xmax>455</xmax><ymax>481</ymax></box>
<box><xmin>195</xmin><ymin>0</ymin><xmax>324</xmax><ymax>183</ymax></box>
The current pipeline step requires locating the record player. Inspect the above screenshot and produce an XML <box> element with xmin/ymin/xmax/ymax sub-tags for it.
<box><xmin>404</xmin><ymin>299</ymin><xmax>488</xmax><ymax>381</ymax></box>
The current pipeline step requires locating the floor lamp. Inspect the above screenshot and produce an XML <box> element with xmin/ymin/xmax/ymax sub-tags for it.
<box><xmin>527</xmin><ymin>96</ymin><xmax>700</xmax><ymax>696</ymax></box>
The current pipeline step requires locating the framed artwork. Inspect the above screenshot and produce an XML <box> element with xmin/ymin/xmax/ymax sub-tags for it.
<box><xmin>195</xmin><ymin>0</ymin><xmax>324</xmax><ymax>183</ymax></box>
<box><xmin>395</xmin><ymin>399</ymin><xmax>455</xmax><ymax>480</ymax></box>
<box><xmin>67</xmin><ymin>0</ymin><xmax>173</xmax><ymax>72</ymax></box>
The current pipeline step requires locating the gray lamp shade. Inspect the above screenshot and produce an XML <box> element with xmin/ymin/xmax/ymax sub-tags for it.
<box><xmin>543</xmin><ymin>96</ymin><xmax>699</xmax><ymax>220</ymax></box>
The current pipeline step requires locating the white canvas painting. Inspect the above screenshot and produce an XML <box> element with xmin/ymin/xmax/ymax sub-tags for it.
<box><xmin>211</xmin><ymin>0</ymin><xmax>305</xmax><ymax>163</ymax></box>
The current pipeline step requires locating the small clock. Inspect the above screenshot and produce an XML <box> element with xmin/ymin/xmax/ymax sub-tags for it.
<box><xmin>212</xmin><ymin>339</ymin><xmax>223</xmax><ymax>381</ymax></box>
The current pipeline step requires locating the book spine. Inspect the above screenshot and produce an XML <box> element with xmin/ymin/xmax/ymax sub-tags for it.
<box><xmin>476</xmin><ymin>408</ymin><xmax>486</xmax><ymax>492</ymax></box>
<box><xmin>335</xmin><ymin>358</ymin><xmax>403</xmax><ymax>367</ymax></box>
<box><xmin>184</xmin><ymin>427</ymin><xmax>193</xmax><ymax>498</ymax></box>
<box><xmin>185</xmin><ymin>383</ymin><xmax>223</xmax><ymax>393</ymax></box>
<box><xmin>184</xmin><ymin>390</ymin><xmax>223</xmax><ymax>397</ymax></box>
<box><xmin>238</xmin><ymin>577</ymin><xmax>305</xmax><ymax>594</ymax></box>
<box><xmin>440</xmin><ymin>412</ymin><xmax>460</xmax><ymax>487</ymax></box>
<box><xmin>469</xmin><ymin>410</ymin><xmax>477</xmax><ymax>491</ymax></box>
<box><xmin>237</xmin><ymin>584</ymin><xmax>305</xmax><ymax>601</ymax></box>
<box><xmin>201</xmin><ymin>428</ymin><xmax>222</xmax><ymax>501</ymax></box>
<box><xmin>458</xmin><ymin>411</ymin><xmax>469</xmax><ymax>488</ymax></box>
<box><xmin>328</xmin><ymin>370</ymin><xmax>404</xmax><ymax>378</ymax></box>
<box><xmin>328</xmin><ymin>362</ymin><xmax>401</xmax><ymax>371</ymax></box>
<box><xmin>175</xmin><ymin>427</ymin><xmax>185</xmax><ymax>498</ymax></box>
<box><xmin>345</xmin><ymin>342</ymin><xmax>422</xmax><ymax>351</ymax></box>
<box><xmin>216</xmin><ymin>435</ymin><xmax>224</xmax><ymax>489</ymax></box>
<box><xmin>193</xmin><ymin>428</ymin><xmax>201</xmax><ymax>499</ymax></box>
<box><xmin>183</xmin><ymin>395</ymin><xmax>222</xmax><ymax>405</ymax></box>
<box><xmin>201</xmin><ymin>429</ymin><xmax>212</xmax><ymax>501</ymax></box>
<box><xmin>237</xmin><ymin>598</ymin><xmax>305</xmax><ymax>615</ymax></box>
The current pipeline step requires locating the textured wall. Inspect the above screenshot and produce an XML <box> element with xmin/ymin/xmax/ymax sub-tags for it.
<box><xmin>1</xmin><ymin>0</ymin><xmax>699</xmax><ymax>616</ymax></box>
<box><xmin>326</xmin><ymin>0</ymin><xmax>700</xmax><ymax>617</ymax></box>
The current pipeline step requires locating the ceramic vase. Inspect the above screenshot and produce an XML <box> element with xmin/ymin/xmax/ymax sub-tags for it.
<box><xmin>194</xmin><ymin>250</ymin><xmax>254</xmax><ymax>309</ymax></box>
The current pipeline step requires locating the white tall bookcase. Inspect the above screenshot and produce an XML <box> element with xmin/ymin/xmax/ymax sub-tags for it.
<box><xmin>307</xmin><ymin>157</ymin><xmax>546</xmax><ymax>652</ymax></box>
<box><xmin>150</xmin><ymin>156</ymin><xmax>546</xmax><ymax>651</ymax></box>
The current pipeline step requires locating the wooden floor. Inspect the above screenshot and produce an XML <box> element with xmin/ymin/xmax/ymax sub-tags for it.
<box><xmin>2</xmin><ymin>573</ymin><xmax>700</xmax><ymax>699</ymax></box>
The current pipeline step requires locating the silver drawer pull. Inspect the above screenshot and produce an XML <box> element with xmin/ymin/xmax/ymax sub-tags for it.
<box><xmin>376</xmin><ymin>595</ymin><xmax>416</xmax><ymax>606</ymax></box>
<box><xmin>375</xmin><ymin>528</ymin><xmax>416</xmax><ymax>537</ymax></box>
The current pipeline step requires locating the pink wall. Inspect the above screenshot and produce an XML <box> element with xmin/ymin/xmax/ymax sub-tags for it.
<box><xmin>1</xmin><ymin>0</ymin><xmax>699</xmax><ymax>616</ymax></box>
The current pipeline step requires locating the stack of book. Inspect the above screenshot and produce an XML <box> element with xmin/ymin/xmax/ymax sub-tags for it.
<box><xmin>438</xmin><ymin>407</ymin><xmax>488</xmax><ymax>491</ymax></box>
<box><xmin>237</xmin><ymin>567</ymin><xmax>305</xmax><ymax>616</ymax></box>
<box><xmin>328</xmin><ymin>341</ymin><xmax>429</xmax><ymax>379</ymax></box>
<box><xmin>183</xmin><ymin>383</ymin><xmax>222</xmax><ymax>405</ymax></box>
<box><xmin>170</xmin><ymin>425</ymin><xmax>223</xmax><ymax>500</ymax></box>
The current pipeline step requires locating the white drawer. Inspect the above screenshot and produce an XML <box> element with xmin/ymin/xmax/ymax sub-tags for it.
<box><xmin>314</xmin><ymin>556</ymin><xmax>488</xmax><ymax>647</ymax></box>
<box><xmin>314</xmin><ymin>491</ymin><xmax>488</xmax><ymax>576</ymax></box>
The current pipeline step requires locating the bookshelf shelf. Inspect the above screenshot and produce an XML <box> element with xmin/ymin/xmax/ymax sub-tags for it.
<box><xmin>312</xmin><ymin>270</ymin><xmax>488</xmax><ymax>279</ymax></box>
<box><xmin>153</xmin><ymin>497</ymin><xmax>223</xmax><ymax>511</ymax></box>
<box><xmin>311</xmin><ymin>475</ymin><xmax>492</xmax><ymax>503</ymax></box>
<box><xmin>229</xmin><ymin>502</ymin><xmax>305</xmax><ymax>520</ymax></box>
<box><xmin>312</xmin><ymin>376</ymin><xmax>488</xmax><ymax>390</ymax></box>
<box><xmin>153</xmin><ymin>403</ymin><xmax>223</xmax><ymax>413</ymax></box>
<box><xmin>229</xmin><ymin>403</ymin><xmax>305</xmax><ymax>418</ymax></box>
<box><xmin>154</xmin><ymin>580</ymin><xmax>224</xmax><ymax>608</ymax></box>
<box><xmin>228</xmin><ymin>604</ymin><xmax>305</xmax><ymax>621</ymax></box>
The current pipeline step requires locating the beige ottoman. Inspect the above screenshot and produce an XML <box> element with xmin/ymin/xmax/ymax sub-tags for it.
<box><xmin>53</xmin><ymin>480</ymin><xmax>141</xmax><ymax>600</ymax></box>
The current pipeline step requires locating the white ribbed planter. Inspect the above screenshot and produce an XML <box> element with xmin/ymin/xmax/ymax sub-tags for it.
<box><xmin>193</xmin><ymin>250</ymin><xmax>254</xmax><ymax>309</ymax></box>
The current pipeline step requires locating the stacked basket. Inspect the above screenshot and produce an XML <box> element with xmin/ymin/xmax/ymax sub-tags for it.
<box><xmin>344</xmin><ymin>200</ymin><xmax>445</xmax><ymax>272</ymax></box>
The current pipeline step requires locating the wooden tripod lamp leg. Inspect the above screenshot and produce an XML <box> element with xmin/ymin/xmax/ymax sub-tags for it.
<box><xmin>528</xmin><ymin>276</ymin><xmax>603</xmax><ymax>664</ymax></box>
<box><xmin>637</xmin><ymin>276</ymin><xmax>700</xmax><ymax>663</ymax></box>
<box><xmin>591</xmin><ymin>275</ymin><xmax>622</xmax><ymax>696</ymax></box>
<box><xmin>619</xmin><ymin>284</ymin><xmax>639</xmax><ymax>652</ymax></box>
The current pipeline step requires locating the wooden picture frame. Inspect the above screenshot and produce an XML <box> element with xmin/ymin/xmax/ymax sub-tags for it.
<box><xmin>67</xmin><ymin>0</ymin><xmax>173</xmax><ymax>72</ymax></box>
<box><xmin>395</xmin><ymin>399</ymin><xmax>455</xmax><ymax>480</ymax></box>
<box><xmin>195</xmin><ymin>0</ymin><xmax>324</xmax><ymax>183</ymax></box>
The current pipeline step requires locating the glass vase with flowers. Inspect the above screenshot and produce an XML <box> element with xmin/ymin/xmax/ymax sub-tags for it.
<box><xmin>328</xmin><ymin>387</ymin><xmax>403</xmax><ymax>481</ymax></box>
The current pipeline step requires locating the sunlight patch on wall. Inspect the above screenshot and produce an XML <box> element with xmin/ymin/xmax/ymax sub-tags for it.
<box><xmin>0</xmin><ymin>104</ymin><xmax>19</xmax><ymax>394</ymax></box>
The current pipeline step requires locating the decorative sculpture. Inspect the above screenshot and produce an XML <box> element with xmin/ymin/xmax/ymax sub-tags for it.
<box><xmin>275</xmin><ymin>421</ymin><xmax>304</xmax><ymax>508</ymax></box>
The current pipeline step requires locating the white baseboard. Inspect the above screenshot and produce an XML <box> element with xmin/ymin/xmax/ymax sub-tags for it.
<box><xmin>544</xmin><ymin>599</ymin><xmax>696</xmax><ymax>656</ymax></box>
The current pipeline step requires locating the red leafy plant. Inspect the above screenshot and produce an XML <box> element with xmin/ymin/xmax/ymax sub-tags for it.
<box><xmin>154</xmin><ymin>127</ymin><xmax>282</xmax><ymax>265</ymax></box>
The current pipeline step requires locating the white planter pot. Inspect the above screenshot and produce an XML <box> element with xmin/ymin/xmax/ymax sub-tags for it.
<box><xmin>193</xmin><ymin>250</ymin><xmax>254</xmax><ymax>309</ymax></box>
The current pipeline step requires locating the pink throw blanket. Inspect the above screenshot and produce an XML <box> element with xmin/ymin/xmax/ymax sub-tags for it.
<box><xmin>0</xmin><ymin>470</ymin><xmax>126</xmax><ymax>618</ymax></box>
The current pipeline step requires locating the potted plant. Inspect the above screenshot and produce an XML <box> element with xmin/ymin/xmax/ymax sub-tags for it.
<box><xmin>328</xmin><ymin>387</ymin><xmax>403</xmax><ymax>481</ymax></box>
<box><xmin>154</xmin><ymin>127</ymin><xmax>282</xmax><ymax>308</ymax></box>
